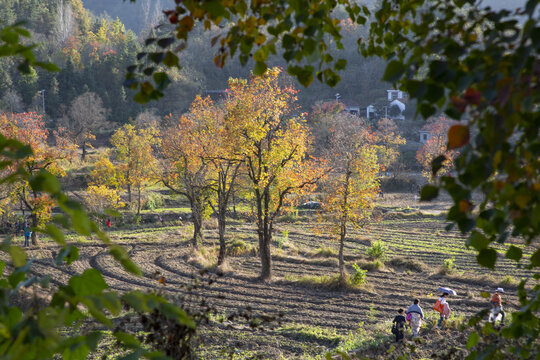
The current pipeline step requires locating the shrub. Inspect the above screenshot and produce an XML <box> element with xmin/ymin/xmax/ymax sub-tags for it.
<box><xmin>365</xmin><ymin>241</ymin><xmax>388</xmax><ymax>262</ymax></box>
<box><xmin>143</xmin><ymin>192</ymin><xmax>163</xmax><ymax>210</ymax></box>
<box><xmin>227</xmin><ymin>239</ymin><xmax>256</xmax><ymax>256</ymax></box>
<box><xmin>350</xmin><ymin>263</ymin><xmax>367</xmax><ymax>286</ymax></box>
<box><xmin>439</xmin><ymin>257</ymin><xmax>457</xmax><ymax>275</ymax></box>
<box><xmin>359</xmin><ymin>259</ymin><xmax>384</xmax><ymax>272</ymax></box>
<box><xmin>311</xmin><ymin>246</ymin><xmax>337</xmax><ymax>258</ymax></box>
<box><xmin>500</xmin><ymin>275</ymin><xmax>517</xmax><ymax>287</ymax></box>
<box><xmin>275</xmin><ymin>230</ymin><xmax>289</xmax><ymax>249</ymax></box>
<box><xmin>387</xmin><ymin>256</ymin><xmax>427</xmax><ymax>272</ymax></box>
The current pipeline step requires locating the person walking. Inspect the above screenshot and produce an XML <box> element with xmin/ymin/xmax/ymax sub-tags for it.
<box><xmin>434</xmin><ymin>292</ymin><xmax>450</xmax><ymax>329</ymax></box>
<box><xmin>23</xmin><ymin>226</ymin><xmax>32</xmax><ymax>248</ymax></box>
<box><xmin>406</xmin><ymin>298</ymin><xmax>424</xmax><ymax>337</ymax></box>
<box><xmin>392</xmin><ymin>309</ymin><xmax>406</xmax><ymax>342</ymax></box>
<box><xmin>489</xmin><ymin>288</ymin><xmax>505</xmax><ymax>326</ymax></box>
<box><xmin>106</xmin><ymin>218</ymin><xmax>111</xmax><ymax>230</ymax></box>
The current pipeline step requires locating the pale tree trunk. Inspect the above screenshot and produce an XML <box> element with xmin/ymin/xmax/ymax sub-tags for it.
<box><xmin>31</xmin><ymin>213</ymin><xmax>38</xmax><ymax>245</ymax></box>
<box><xmin>127</xmin><ymin>183</ymin><xmax>132</xmax><ymax>204</ymax></box>
<box><xmin>338</xmin><ymin>168</ymin><xmax>351</xmax><ymax>285</ymax></box>
<box><xmin>137</xmin><ymin>185</ymin><xmax>142</xmax><ymax>215</ymax></box>
<box><xmin>338</xmin><ymin>221</ymin><xmax>347</xmax><ymax>285</ymax></box>
<box><xmin>190</xmin><ymin>198</ymin><xmax>204</xmax><ymax>249</ymax></box>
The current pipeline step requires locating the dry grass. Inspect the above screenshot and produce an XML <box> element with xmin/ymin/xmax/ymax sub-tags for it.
<box><xmin>387</xmin><ymin>256</ymin><xmax>427</xmax><ymax>273</ymax></box>
<box><xmin>311</xmin><ymin>246</ymin><xmax>337</xmax><ymax>258</ymax></box>
<box><xmin>226</xmin><ymin>239</ymin><xmax>257</xmax><ymax>256</ymax></box>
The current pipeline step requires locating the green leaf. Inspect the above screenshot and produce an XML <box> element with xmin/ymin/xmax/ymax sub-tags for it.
<box><xmin>160</xmin><ymin>302</ymin><xmax>196</xmax><ymax>328</ymax></box>
<box><xmin>468</xmin><ymin>231</ymin><xmax>490</xmax><ymax>251</ymax></box>
<box><xmin>9</xmin><ymin>246</ymin><xmax>26</xmax><ymax>267</ymax></box>
<box><xmin>476</xmin><ymin>248</ymin><xmax>497</xmax><ymax>269</ymax></box>
<box><xmin>530</xmin><ymin>248</ymin><xmax>540</xmax><ymax>267</ymax></box>
<box><xmin>253</xmin><ymin>61</ymin><xmax>267</xmax><ymax>75</ymax></box>
<box><xmin>466</xmin><ymin>332</ymin><xmax>479</xmax><ymax>349</ymax></box>
<box><xmin>162</xmin><ymin>51</ymin><xmax>180</xmax><ymax>68</ymax></box>
<box><xmin>114</xmin><ymin>332</ymin><xmax>141</xmax><ymax>349</ymax></box>
<box><xmin>383</xmin><ymin>60</ymin><xmax>406</xmax><ymax>82</ymax></box>
<box><xmin>71</xmin><ymin>210</ymin><xmax>91</xmax><ymax>236</ymax></box>
<box><xmin>69</xmin><ymin>269</ymin><xmax>108</xmax><ymax>296</ymax></box>
<box><xmin>109</xmin><ymin>245</ymin><xmax>141</xmax><ymax>276</ymax></box>
<box><xmin>45</xmin><ymin>224</ymin><xmax>66</xmax><ymax>245</ymax></box>
<box><xmin>420</xmin><ymin>185</ymin><xmax>439</xmax><ymax>201</ymax></box>
<box><xmin>505</xmin><ymin>245</ymin><xmax>522</xmax><ymax>262</ymax></box>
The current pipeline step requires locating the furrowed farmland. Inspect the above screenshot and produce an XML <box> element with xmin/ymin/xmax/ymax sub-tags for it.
<box><xmin>6</xmin><ymin>193</ymin><xmax>532</xmax><ymax>359</ymax></box>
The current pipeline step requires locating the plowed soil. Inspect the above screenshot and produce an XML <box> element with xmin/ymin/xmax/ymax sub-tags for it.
<box><xmin>14</xmin><ymin>215</ymin><xmax>532</xmax><ymax>359</ymax></box>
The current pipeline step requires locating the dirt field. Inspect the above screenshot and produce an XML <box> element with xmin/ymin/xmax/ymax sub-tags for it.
<box><xmin>11</xmin><ymin>205</ymin><xmax>533</xmax><ymax>359</ymax></box>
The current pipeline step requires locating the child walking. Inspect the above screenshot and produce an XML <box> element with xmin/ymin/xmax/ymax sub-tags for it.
<box><xmin>392</xmin><ymin>309</ymin><xmax>406</xmax><ymax>342</ymax></box>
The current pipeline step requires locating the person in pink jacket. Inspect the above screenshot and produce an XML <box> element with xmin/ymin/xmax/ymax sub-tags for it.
<box><xmin>436</xmin><ymin>292</ymin><xmax>451</xmax><ymax>329</ymax></box>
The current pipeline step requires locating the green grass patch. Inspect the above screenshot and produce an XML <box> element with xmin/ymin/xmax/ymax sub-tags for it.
<box><xmin>276</xmin><ymin>324</ymin><xmax>344</xmax><ymax>346</ymax></box>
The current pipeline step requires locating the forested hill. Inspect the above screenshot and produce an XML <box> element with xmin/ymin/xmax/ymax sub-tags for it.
<box><xmin>0</xmin><ymin>0</ymin><xmax>147</xmax><ymax>123</ymax></box>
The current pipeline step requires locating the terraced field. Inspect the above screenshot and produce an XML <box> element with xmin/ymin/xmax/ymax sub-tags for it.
<box><xmin>9</xmin><ymin>214</ymin><xmax>533</xmax><ymax>359</ymax></box>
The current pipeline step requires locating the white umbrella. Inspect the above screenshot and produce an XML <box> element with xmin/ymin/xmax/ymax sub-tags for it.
<box><xmin>437</xmin><ymin>287</ymin><xmax>457</xmax><ymax>296</ymax></box>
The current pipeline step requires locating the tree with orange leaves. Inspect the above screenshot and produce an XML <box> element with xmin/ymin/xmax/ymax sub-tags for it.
<box><xmin>160</xmin><ymin>97</ymin><xmax>215</xmax><ymax>248</ymax></box>
<box><xmin>416</xmin><ymin>116</ymin><xmax>458</xmax><ymax>181</ymax></box>
<box><xmin>227</xmin><ymin>68</ymin><xmax>327</xmax><ymax>280</ymax></box>
<box><xmin>0</xmin><ymin>112</ymin><xmax>77</xmax><ymax>244</ymax></box>
<box><xmin>321</xmin><ymin>113</ymin><xmax>380</xmax><ymax>285</ymax></box>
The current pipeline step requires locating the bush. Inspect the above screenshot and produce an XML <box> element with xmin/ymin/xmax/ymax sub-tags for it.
<box><xmin>350</xmin><ymin>263</ymin><xmax>368</xmax><ymax>286</ymax></box>
<box><xmin>311</xmin><ymin>246</ymin><xmax>337</xmax><ymax>258</ymax></box>
<box><xmin>275</xmin><ymin>230</ymin><xmax>289</xmax><ymax>249</ymax></box>
<box><xmin>366</xmin><ymin>241</ymin><xmax>388</xmax><ymax>262</ymax></box>
<box><xmin>439</xmin><ymin>257</ymin><xmax>457</xmax><ymax>275</ymax></box>
<box><xmin>227</xmin><ymin>239</ymin><xmax>256</xmax><ymax>256</ymax></box>
<box><xmin>143</xmin><ymin>192</ymin><xmax>163</xmax><ymax>210</ymax></box>
<box><xmin>387</xmin><ymin>256</ymin><xmax>427</xmax><ymax>272</ymax></box>
<box><xmin>358</xmin><ymin>259</ymin><xmax>384</xmax><ymax>272</ymax></box>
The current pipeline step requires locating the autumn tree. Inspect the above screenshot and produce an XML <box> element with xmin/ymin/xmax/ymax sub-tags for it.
<box><xmin>373</xmin><ymin>117</ymin><xmax>406</xmax><ymax>172</ymax></box>
<box><xmin>65</xmin><ymin>92</ymin><xmax>109</xmax><ymax>161</ymax></box>
<box><xmin>160</xmin><ymin>97</ymin><xmax>215</xmax><ymax>248</ymax></box>
<box><xmin>227</xmin><ymin>68</ymin><xmax>326</xmax><ymax>280</ymax></box>
<box><xmin>110</xmin><ymin>124</ymin><xmax>159</xmax><ymax>215</ymax></box>
<box><xmin>416</xmin><ymin>116</ymin><xmax>458</xmax><ymax>180</ymax></box>
<box><xmin>0</xmin><ymin>112</ymin><xmax>77</xmax><ymax>243</ymax></box>
<box><xmin>322</xmin><ymin>114</ymin><xmax>380</xmax><ymax>284</ymax></box>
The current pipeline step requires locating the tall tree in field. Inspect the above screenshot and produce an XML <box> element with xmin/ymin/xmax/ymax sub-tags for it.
<box><xmin>322</xmin><ymin>114</ymin><xmax>380</xmax><ymax>285</ymax></box>
<box><xmin>228</xmin><ymin>68</ymin><xmax>326</xmax><ymax>280</ymax></box>
<box><xmin>0</xmin><ymin>112</ymin><xmax>77</xmax><ymax>244</ymax></box>
<box><xmin>416</xmin><ymin>116</ymin><xmax>458</xmax><ymax>180</ymax></box>
<box><xmin>66</xmin><ymin>92</ymin><xmax>109</xmax><ymax>161</ymax></box>
<box><xmin>202</xmin><ymin>99</ymin><xmax>244</xmax><ymax>266</ymax></box>
<box><xmin>110</xmin><ymin>124</ymin><xmax>159</xmax><ymax>215</ymax></box>
<box><xmin>160</xmin><ymin>97</ymin><xmax>215</xmax><ymax>248</ymax></box>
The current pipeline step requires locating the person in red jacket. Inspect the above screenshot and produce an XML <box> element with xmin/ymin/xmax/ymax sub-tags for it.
<box><xmin>106</xmin><ymin>218</ymin><xmax>111</xmax><ymax>229</ymax></box>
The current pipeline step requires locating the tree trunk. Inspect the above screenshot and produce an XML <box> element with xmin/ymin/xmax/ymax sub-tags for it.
<box><xmin>217</xmin><ymin>211</ymin><xmax>226</xmax><ymax>265</ymax></box>
<box><xmin>81</xmin><ymin>141</ymin><xmax>87</xmax><ymax>161</ymax></box>
<box><xmin>31</xmin><ymin>213</ymin><xmax>38</xmax><ymax>245</ymax></box>
<box><xmin>192</xmin><ymin>213</ymin><xmax>203</xmax><ymax>249</ymax></box>
<box><xmin>338</xmin><ymin>224</ymin><xmax>347</xmax><ymax>285</ymax></box>
<box><xmin>137</xmin><ymin>185</ymin><xmax>141</xmax><ymax>215</ymax></box>
<box><xmin>258</xmin><ymin>191</ymin><xmax>272</xmax><ymax>281</ymax></box>
<box><xmin>127</xmin><ymin>183</ymin><xmax>132</xmax><ymax>204</ymax></box>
